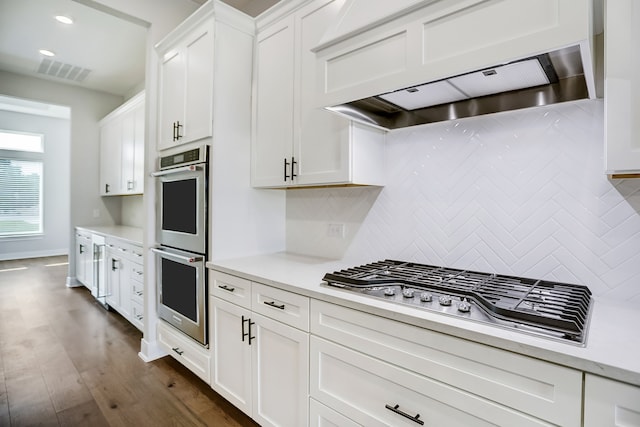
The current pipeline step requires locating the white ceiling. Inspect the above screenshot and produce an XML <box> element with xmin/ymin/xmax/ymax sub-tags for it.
<box><xmin>0</xmin><ymin>0</ymin><xmax>279</xmax><ymax>98</ymax></box>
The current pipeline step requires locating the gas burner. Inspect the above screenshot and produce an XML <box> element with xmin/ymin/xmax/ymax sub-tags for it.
<box><xmin>323</xmin><ymin>260</ymin><xmax>592</xmax><ymax>345</ymax></box>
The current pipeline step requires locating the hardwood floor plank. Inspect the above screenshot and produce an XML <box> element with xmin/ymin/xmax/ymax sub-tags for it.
<box><xmin>0</xmin><ymin>256</ymin><xmax>259</xmax><ymax>427</ymax></box>
<box><xmin>0</xmin><ymin>367</ymin><xmax>10</xmax><ymax>427</ymax></box>
<box><xmin>55</xmin><ymin>399</ymin><xmax>110</xmax><ymax>427</ymax></box>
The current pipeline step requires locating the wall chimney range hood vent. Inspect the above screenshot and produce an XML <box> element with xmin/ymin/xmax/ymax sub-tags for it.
<box><xmin>314</xmin><ymin>0</ymin><xmax>597</xmax><ymax>131</ymax></box>
<box><xmin>326</xmin><ymin>45</ymin><xmax>589</xmax><ymax>130</ymax></box>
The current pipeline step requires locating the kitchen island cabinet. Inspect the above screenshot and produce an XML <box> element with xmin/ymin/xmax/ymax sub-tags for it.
<box><xmin>251</xmin><ymin>0</ymin><xmax>385</xmax><ymax>188</ymax></box>
<box><xmin>210</xmin><ymin>271</ymin><xmax>309</xmax><ymax>427</ymax></box>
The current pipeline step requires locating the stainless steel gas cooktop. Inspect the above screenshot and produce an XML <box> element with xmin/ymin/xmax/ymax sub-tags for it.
<box><xmin>322</xmin><ymin>260</ymin><xmax>592</xmax><ymax>345</ymax></box>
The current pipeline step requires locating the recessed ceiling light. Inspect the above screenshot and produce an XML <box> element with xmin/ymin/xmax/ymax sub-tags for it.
<box><xmin>39</xmin><ymin>49</ymin><xmax>56</xmax><ymax>57</ymax></box>
<box><xmin>55</xmin><ymin>15</ymin><xmax>73</xmax><ymax>24</ymax></box>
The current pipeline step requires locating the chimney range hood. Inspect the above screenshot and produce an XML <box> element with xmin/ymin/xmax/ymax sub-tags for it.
<box><xmin>326</xmin><ymin>45</ymin><xmax>590</xmax><ymax>130</ymax></box>
<box><xmin>313</xmin><ymin>0</ymin><xmax>597</xmax><ymax>131</ymax></box>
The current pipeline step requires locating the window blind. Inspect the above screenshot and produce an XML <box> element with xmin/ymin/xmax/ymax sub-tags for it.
<box><xmin>0</xmin><ymin>159</ymin><xmax>43</xmax><ymax>236</ymax></box>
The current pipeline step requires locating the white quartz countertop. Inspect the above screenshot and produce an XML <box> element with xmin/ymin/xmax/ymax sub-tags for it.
<box><xmin>76</xmin><ymin>225</ymin><xmax>143</xmax><ymax>246</ymax></box>
<box><xmin>207</xmin><ymin>252</ymin><xmax>640</xmax><ymax>387</ymax></box>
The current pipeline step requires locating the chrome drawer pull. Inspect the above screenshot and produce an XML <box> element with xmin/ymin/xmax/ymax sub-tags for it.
<box><xmin>172</xmin><ymin>347</ymin><xmax>184</xmax><ymax>356</ymax></box>
<box><xmin>385</xmin><ymin>404</ymin><xmax>424</xmax><ymax>425</ymax></box>
<box><xmin>219</xmin><ymin>285</ymin><xmax>235</xmax><ymax>292</ymax></box>
<box><xmin>264</xmin><ymin>301</ymin><xmax>285</xmax><ymax>310</ymax></box>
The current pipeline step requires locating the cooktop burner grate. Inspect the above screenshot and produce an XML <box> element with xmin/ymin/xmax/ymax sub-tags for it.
<box><xmin>323</xmin><ymin>259</ymin><xmax>592</xmax><ymax>344</ymax></box>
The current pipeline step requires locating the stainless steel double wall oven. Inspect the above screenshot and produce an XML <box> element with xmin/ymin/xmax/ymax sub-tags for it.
<box><xmin>152</xmin><ymin>145</ymin><xmax>209</xmax><ymax>347</ymax></box>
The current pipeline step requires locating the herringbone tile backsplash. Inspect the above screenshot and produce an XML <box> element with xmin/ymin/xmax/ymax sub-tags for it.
<box><xmin>286</xmin><ymin>99</ymin><xmax>640</xmax><ymax>302</ymax></box>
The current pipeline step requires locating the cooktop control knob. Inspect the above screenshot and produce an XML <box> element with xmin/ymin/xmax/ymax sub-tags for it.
<box><xmin>457</xmin><ymin>300</ymin><xmax>471</xmax><ymax>313</ymax></box>
<box><xmin>438</xmin><ymin>295</ymin><xmax>452</xmax><ymax>306</ymax></box>
<box><xmin>420</xmin><ymin>292</ymin><xmax>433</xmax><ymax>302</ymax></box>
<box><xmin>402</xmin><ymin>289</ymin><xmax>415</xmax><ymax>298</ymax></box>
<box><xmin>383</xmin><ymin>288</ymin><xmax>395</xmax><ymax>296</ymax></box>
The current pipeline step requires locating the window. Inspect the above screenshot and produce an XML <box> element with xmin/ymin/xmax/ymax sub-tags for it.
<box><xmin>0</xmin><ymin>130</ymin><xmax>44</xmax><ymax>237</ymax></box>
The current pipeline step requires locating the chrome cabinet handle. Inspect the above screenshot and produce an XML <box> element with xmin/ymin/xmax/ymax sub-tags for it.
<box><xmin>111</xmin><ymin>259</ymin><xmax>118</xmax><ymax>271</ymax></box>
<box><xmin>219</xmin><ymin>285</ymin><xmax>235</xmax><ymax>293</ymax></box>
<box><xmin>291</xmin><ymin>156</ymin><xmax>297</xmax><ymax>179</ymax></box>
<box><xmin>264</xmin><ymin>301</ymin><xmax>285</xmax><ymax>310</ymax></box>
<box><xmin>172</xmin><ymin>347</ymin><xmax>184</xmax><ymax>356</ymax></box>
<box><xmin>127</xmin><ymin>180</ymin><xmax>134</xmax><ymax>190</ymax></box>
<box><xmin>79</xmin><ymin>244</ymin><xmax>84</xmax><ymax>254</ymax></box>
<box><xmin>385</xmin><ymin>404</ymin><xmax>424</xmax><ymax>425</ymax></box>
<box><xmin>105</xmin><ymin>183</ymin><xmax>110</xmax><ymax>193</ymax></box>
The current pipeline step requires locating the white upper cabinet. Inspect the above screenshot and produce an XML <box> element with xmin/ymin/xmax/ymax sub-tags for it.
<box><xmin>604</xmin><ymin>0</ymin><xmax>640</xmax><ymax>175</ymax></box>
<box><xmin>252</xmin><ymin>15</ymin><xmax>295</xmax><ymax>187</ymax></box>
<box><xmin>313</xmin><ymin>0</ymin><xmax>596</xmax><ymax>110</ymax></box>
<box><xmin>251</xmin><ymin>0</ymin><xmax>386</xmax><ymax>188</ymax></box>
<box><xmin>99</xmin><ymin>91</ymin><xmax>145</xmax><ymax>196</ymax></box>
<box><xmin>157</xmin><ymin>19</ymin><xmax>214</xmax><ymax>150</ymax></box>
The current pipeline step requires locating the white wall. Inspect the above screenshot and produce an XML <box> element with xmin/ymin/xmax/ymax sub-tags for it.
<box><xmin>0</xmin><ymin>70</ymin><xmax>124</xmax><ymax>269</ymax></box>
<box><xmin>0</xmin><ymin>109</ymin><xmax>70</xmax><ymax>260</ymax></box>
<box><xmin>286</xmin><ymin>99</ymin><xmax>640</xmax><ymax>303</ymax></box>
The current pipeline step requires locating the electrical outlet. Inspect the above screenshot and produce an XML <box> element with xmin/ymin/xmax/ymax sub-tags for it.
<box><xmin>327</xmin><ymin>223</ymin><xmax>345</xmax><ymax>238</ymax></box>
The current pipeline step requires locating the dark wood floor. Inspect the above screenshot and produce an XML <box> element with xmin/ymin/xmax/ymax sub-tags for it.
<box><xmin>0</xmin><ymin>255</ymin><xmax>259</xmax><ymax>427</ymax></box>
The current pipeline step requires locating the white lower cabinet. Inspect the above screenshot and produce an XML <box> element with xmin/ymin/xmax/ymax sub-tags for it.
<box><xmin>309</xmin><ymin>300</ymin><xmax>582</xmax><ymax>427</ymax></box>
<box><xmin>104</xmin><ymin>238</ymin><xmax>144</xmax><ymax>332</ymax></box>
<box><xmin>584</xmin><ymin>374</ymin><xmax>640</xmax><ymax>426</ymax></box>
<box><xmin>210</xmin><ymin>271</ymin><xmax>309</xmax><ymax>427</ymax></box>
<box><xmin>157</xmin><ymin>320</ymin><xmax>211</xmax><ymax>384</ymax></box>
<box><xmin>75</xmin><ymin>230</ymin><xmax>93</xmax><ymax>288</ymax></box>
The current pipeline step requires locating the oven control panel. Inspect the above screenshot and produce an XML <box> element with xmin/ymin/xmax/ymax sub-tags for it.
<box><xmin>160</xmin><ymin>146</ymin><xmax>208</xmax><ymax>169</ymax></box>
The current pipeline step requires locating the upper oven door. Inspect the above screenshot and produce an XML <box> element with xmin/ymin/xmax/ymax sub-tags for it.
<box><xmin>153</xmin><ymin>164</ymin><xmax>207</xmax><ymax>254</ymax></box>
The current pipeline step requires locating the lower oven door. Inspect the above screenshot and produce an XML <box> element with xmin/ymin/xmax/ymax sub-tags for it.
<box><xmin>152</xmin><ymin>246</ymin><xmax>208</xmax><ymax>347</ymax></box>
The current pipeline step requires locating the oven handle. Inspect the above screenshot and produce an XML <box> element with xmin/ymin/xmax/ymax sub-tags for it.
<box><xmin>150</xmin><ymin>164</ymin><xmax>204</xmax><ymax>177</ymax></box>
<box><xmin>151</xmin><ymin>247</ymin><xmax>203</xmax><ymax>264</ymax></box>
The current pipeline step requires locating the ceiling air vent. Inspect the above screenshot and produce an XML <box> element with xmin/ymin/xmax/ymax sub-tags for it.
<box><xmin>37</xmin><ymin>58</ymin><xmax>92</xmax><ymax>83</ymax></box>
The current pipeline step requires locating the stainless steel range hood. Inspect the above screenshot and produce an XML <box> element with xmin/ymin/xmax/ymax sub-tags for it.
<box><xmin>326</xmin><ymin>44</ymin><xmax>590</xmax><ymax>130</ymax></box>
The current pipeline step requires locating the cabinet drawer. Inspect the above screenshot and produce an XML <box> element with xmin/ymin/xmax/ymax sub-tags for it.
<box><xmin>131</xmin><ymin>277</ymin><xmax>144</xmax><ymax>304</ymax></box>
<box><xmin>310</xmin><ymin>398</ymin><xmax>360</xmax><ymax>427</ymax></box>
<box><xmin>210</xmin><ymin>271</ymin><xmax>252</xmax><ymax>309</ymax></box>
<box><xmin>252</xmin><ymin>282</ymin><xmax>309</xmax><ymax>331</ymax></box>
<box><xmin>131</xmin><ymin>300</ymin><xmax>144</xmax><ymax>332</ymax></box>
<box><xmin>311</xmin><ymin>300</ymin><xmax>581</xmax><ymax>427</ymax></box>
<box><xmin>105</xmin><ymin>239</ymin><xmax>143</xmax><ymax>262</ymax></box>
<box><xmin>311</xmin><ymin>336</ymin><xmax>552</xmax><ymax>427</ymax></box>
<box><xmin>157</xmin><ymin>320</ymin><xmax>210</xmax><ymax>384</ymax></box>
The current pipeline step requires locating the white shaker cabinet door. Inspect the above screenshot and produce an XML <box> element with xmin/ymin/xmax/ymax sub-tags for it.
<box><xmin>251</xmin><ymin>312</ymin><xmax>309</xmax><ymax>427</ymax></box>
<box><xmin>251</xmin><ymin>15</ymin><xmax>295</xmax><ymax>187</ymax></box>
<box><xmin>604</xmin><ymin>0</ymin><xmax>640</xmax><ymax>174</ymax></box>
<box><xmin>209</xmin><ymin>296</ymin><xmax>253</xmax><ymax>416</ymax></box>
<box><xmin>584</xmin><ymin>374</ymin><xmax>640</xmax><ymax>427</ymax></box>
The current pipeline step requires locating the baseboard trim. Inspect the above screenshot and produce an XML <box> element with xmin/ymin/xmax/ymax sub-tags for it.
<box><xmin>139</xmin><ymin>337</ymin><xmax>167</xmax><ymax>362</ymax></box>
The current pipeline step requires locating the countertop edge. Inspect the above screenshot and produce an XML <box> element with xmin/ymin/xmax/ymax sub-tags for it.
<box><xmin>207</xmin><ymin>255</ymin><xmax>640</xmax><ymax>388</ymax></box>
<box><xmin>75</xmin><ymin>225</ymin><xmax>143</xmax><ymax>246</ymax></box>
